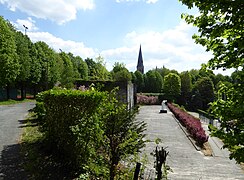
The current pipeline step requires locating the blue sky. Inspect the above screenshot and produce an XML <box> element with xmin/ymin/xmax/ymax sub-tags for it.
<box><xmin>0</xmin><ymin>0</ymin><xmax>232</xmax><ymax>75</ymax></box>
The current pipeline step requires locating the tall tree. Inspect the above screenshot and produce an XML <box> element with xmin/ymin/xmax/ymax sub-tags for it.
<box><xmin>180</xmin><ymin>0</ymin><xmax>244</xmax><ymax>162</ymax></box>
<box><xmin>111</xmin><ymin>62</ymin><xmax>131</xmax><ymax>81</ymax></box>
<box><xmin>163</xmin><ymin>73</ymin><xmax>181</xmax><ymax>102</ymax></box>
<box><xmin>59</xmin><ymin>52</ymin><xmax>77</xmax><ymax>88</ymax></box>
<box><xmin>28</xmin><ymin>42</ymin><xmax>42</xmax><ymax>96</ymax></box>
<box><xmin>0</xmin><ymin>16</ymin><xmax>19</xmax><ymax>99</ymax></box>
<box><xmin>144</xmin><ymin>70</ymin><xmax>163</xmax><ymax>93</ymax></box>
<box><xmin>134</xmin><ymin>71</ymin><xmax>144</xmax><ymax>93</ymax></box>
<box><xmin>85</xmin><ymin>56</ymin><xmax>109</xmax><ymax>80</ymax></box>
<box><xmin>74</xmin><ymin>56</ymin><xmax>88</xmax><ymax>80</ymax></box>
<box><xmin>180</xmin><ymin>71</ymin><xmax>192</xmax><ymax>106</ymax></box>
<box><xmin>191</xmin><ymin>77</ymin><xmax>214</xmax><ymax>111</ymax></box>
<box><xmin>15</xmin><ymin>31</ymin><xmax>31</xmax><ymax>99</ymax></box>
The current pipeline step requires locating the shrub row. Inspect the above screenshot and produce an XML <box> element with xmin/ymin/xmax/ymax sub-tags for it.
<box><xmin>36</xmin><ymin>89</ymin><xmax>108</xmax><ymax>173</ymax></box>
<box><xmin>137</xmin><ymin>94</ymin><xmax>159</xmax><ymax>105</ymax></box>
<box><xmin>167</xmin><ymin>103</ymin><xmax>208</xmax><ymax>146</ymax></box>
<box><xmin>35</xmin><ymin>88</ymin><xmax>146</xmax><ymax>179</ymax></box>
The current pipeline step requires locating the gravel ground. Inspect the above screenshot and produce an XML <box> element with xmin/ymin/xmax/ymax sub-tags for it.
<box><xmin>0</xmin><ymin>102</ymin><xmax>35</xmax><ymax>180</ymax></box>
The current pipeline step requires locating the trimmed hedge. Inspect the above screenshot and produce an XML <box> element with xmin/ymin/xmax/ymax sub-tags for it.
<box><xmin>168</xmin><ymin>103</ymin><xmax>208</xmax><ymax>146</ymax></box>
<box><xmin>137</xmin><ymin>94</ymin><xmax>159</xmax><ymax>105</ymax></box>
<box><xmin>36</xmin><ymin>89</ymin><xmax>108</xmax><ymax>171</ymax></box>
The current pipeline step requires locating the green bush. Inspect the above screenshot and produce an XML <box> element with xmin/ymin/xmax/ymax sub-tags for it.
<box><xmin>36</xmin><ymin>89</ymin><xmax>107</xmax><ymax>174</ymax></box>
<box><xmin>35</xmin><ymin>88</ymin><xmax>147</xmax><ymax>179</ymax></box>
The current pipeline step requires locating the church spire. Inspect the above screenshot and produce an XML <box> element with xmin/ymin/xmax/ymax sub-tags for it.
<box><xmin>137</xmin><ymin>45</ymin><xmax>144</xmax><ymax>74</ymax></box>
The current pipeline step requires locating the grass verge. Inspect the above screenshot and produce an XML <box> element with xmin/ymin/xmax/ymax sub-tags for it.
<box><xmin>0</xmin><ymin>99</ymin><xmax>34</xmax><ymax>106</ymax></box>
<box><xmin>20</xmin><ymin>112</ymin><xmax>71</xmax><ymax>179</ymax></box>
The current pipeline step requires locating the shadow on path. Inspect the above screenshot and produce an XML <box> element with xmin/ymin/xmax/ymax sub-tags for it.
<box><xmin>0</xmin><ymin>144</ymin><xmax>28</xmax><ymax>180</ymax></box>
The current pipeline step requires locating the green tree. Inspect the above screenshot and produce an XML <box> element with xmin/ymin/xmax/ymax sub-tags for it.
<box><xmin>144</xmin><ymin>70</ymin><xmax>163</xmax><ymax>93</ymax></box>
<box><xmin>180</xmin><ymin>71</ymin><xmax>192</xmax><ymax>106</ymax></box>
<box><xmin>180</xmin><ymin>0</ymin><xmax>244</xmax><ymax>162</ymax></box>
<box><xmin>85</xmin><ymin>56</ymin><xmax>109</xmax><ymax>80</ymax></box>
<box><xmin>15</xmin><ymin>31</ymin><xmax>31</xmax><ymax>99</ymax></box>
<box><xmin>111</xmin><ymin>62</ymin><xmax>132</xmax><ymax>81</ymax></box>
<box><xmin>28</xmin><ymin>42</ymin><xmax>42</xmax><ymax>96</ymax></box>
<box><xmin>134</xmin><ymin>71</ymin><xmax>144</xmax><ymax>93</ymax></box>
<box><xmin>35</xmin><ymin>41</ymin><xmax>61</xmax><ymax>90</ymax></box>
<box><xmin>163</xmin><ymin>73</ymin><xmax>181</xmax><ymax>102</ymax></box>
<box><xmin>191</xmin><ymin>77</ymin><xmax>214</xmax><ymax>111</ymax></box>
<box><xmin>59</xmin><ymin>52</ymin><xmax>77</xmax><ymax>88</ymax></box>
<box><xmin>75</xmin><ymin>56</ymin><xmax>88</xmax><ymax>80</ymax></box>
<box><xmin>157</xmin><ymin>66</ymin><xmax>170</xmax><ymax>79</ymax></box>
<box><xmin>0</xmin><ymin>16</ymin><xmax>19</xmax><ymax>99</ymax></box>
<box><xmin>101</xmin><ymin>90</ymin><xmax>146</xmax><ymax>180</ymax></box>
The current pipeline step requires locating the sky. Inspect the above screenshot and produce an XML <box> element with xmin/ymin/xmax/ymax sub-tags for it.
<box><xmin>0</xmin><ymin>0</ymin><xmax>233</xmax><ymax>75</ymax></box>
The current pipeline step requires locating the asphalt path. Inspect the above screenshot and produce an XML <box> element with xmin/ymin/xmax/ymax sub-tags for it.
<box><xmin>137</xmin><ymin>105</ymin><xmax>244</xmax><ymax>180</ymax></box>
<box><xmin>0</xmin><ymin>102</ymin><xmax>35</xmax><ymax>180</ymax></box>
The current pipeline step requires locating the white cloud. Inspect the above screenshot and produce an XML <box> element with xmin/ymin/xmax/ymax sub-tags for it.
<box><xmin>101</xmin><ymin>20</ymin><xmax>214</xmax><ymax>73</ymax></box>
<box><xmin>0</xmin><ymin>0</ymin><xmax>95</xmax><ymax>24</ymax></box>
<box><xmin>28</xmin><ymin>31</ymin><xmax>96</xmax><ymax>58</ymax></box>
<box><xmin>12</xmin><ymin>17</ymin><xmax>38</xmax><ymax>32</ymax></box>
<box><xmin>116</xmin><ymin>0</ymin><xmax>158</xmax><ymax>4</ymax></box>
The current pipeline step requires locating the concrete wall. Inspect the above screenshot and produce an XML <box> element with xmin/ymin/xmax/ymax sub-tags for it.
<box><xmin>75</xmin><ymin>80</ymin><xmax>135</xmax><ymax>109</ymax></box>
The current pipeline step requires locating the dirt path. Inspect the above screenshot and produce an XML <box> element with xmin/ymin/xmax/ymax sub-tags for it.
<box><xmin>137</xmin><ymin>105</ymin><xmax>244</xmax><ymax>180</ymax></box>
<box><xmin>0</xmin><ymin>102</ymin><xmax>35</xmax><ymax>180</ymax></box>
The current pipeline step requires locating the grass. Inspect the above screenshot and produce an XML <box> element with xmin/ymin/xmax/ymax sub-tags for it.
<box><xmin>0</xmin><ymin>99</ymin><xmax>34</xmax><ymax>106</ymax></box>
<box><xmin>20</xmin><ymin>112</ymin><xmax>72</xmax><ymax>179</ymax></box>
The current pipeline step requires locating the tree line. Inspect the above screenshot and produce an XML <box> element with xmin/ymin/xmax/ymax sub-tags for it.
<box><xmin>0</xmin><ymin>15</ymin><xmax>238</xmax><ymax>112</ymax></box>
<box><xmin>0</xmin><ymin>16</ymin><xmax>112</xmax><ymax>99</ymax></box>
<box><xmin>132</xmin><ymin>65</ymin><xmax>240</xmax><ymax>112</ymax></box>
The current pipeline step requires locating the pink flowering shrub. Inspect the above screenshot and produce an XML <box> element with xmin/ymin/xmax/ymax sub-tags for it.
<box><xmin>168</xmin><ymin>103</ymin><xmax>208</xmax><ymax>146</ymax></box>
<box><xmin>137</xmin><ymin>94</ymin><xmax>159</xmax><ymax>105</ymax></box>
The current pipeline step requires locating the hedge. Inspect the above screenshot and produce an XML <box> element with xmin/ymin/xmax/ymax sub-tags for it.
<box><xmin>168</xmin><ymin>103</ymin><xmax>208</xmax><ymax>146</ymax></box>
<box><xmin>36</xmin><ymin>89</ymin><xmax>108</xmax><ymax>172</ymax></box>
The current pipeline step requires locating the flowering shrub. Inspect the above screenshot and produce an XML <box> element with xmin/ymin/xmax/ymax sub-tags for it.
<box><xmin>137</xmin><ymin>94</ymin><xmax>159</xmax><ymax>105</ymax></box>
<box><xmin>168</xmin><ymin>103</ymin><xmax>208</xmax><ymax>146</ymax></box>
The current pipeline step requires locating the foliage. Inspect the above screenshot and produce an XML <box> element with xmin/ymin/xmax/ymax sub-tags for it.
<box><xmin>180</xmin><ymin>0</ymin><xmax>244</xmax><ymax>70</ymax></box>
<box><xmin>168</xmin><ymin>103</ymin><xmax>208</xmax><ymax>146</ymax></box>
<box><xmin>163</xmin><ymin>73</ymin><xmax>181</xmax><ymax>102</ymax></box>
<box><xmin>85</xmin><ymin>56</ymin><xmax>110</xmax><ymax>81</ymax></box>
<box><xmin>15</xmin><ymin>31</ymin><xmax>31</xmax><ymax>83</ymax></box>
<box><xmin>144</xmin><ymin>70</ymin><xmax>163</xmax><ymax>93</ymax></box>
<box><xmin>35</xmin><ymin>88</ymin><xmax>147</xmax><ymax>179</ymax></box>
<box><xmin>137</xmin><ymin>94</ymin><xmax>159</xmax><ymax>105</ymax></box>
<box><xmin>209</xmin><ymin>71</ymin><xmax>244</xmax><ymax>163</ymax></box>
<box><xmin>191</xmin><ymin>77</ymin><xmax>214</xmax><ymax>111</ymax></box>
<box><xmin>59</xmin><ymin>52</ymin><xmax>78</xmax><ymax>88</ymax></box>
<box><xmin>180</xmin><ymin>1</ymin><xmax>243</xmax><ymax>161</ymax></box>
<box><xmin>180</xmin><ymin>71</ymin><xmax>192</xmax><ymax>107</ymax></box>
<box><xmin>111</xmin><ymin>62</ymin><xmax>132</xmax><ymax>81</ymax></box>
<box><xmin>36</xmin><ymin>89</ymin><xmax>108</xmax><ymax>176</ymax></box>
<box><xmin>101</xmin><ymin>89</ymin><xmax>147</xmax><ymax>180</ymax></box>
<box><xmin>28</xmin><ymin>42</ymin><xmax>42</xmax><ymax>85</ymax></box>
<box><xmin>134</xmin><ymin>70</ymin><xmax>145</xmax><ymax>93</ymax></box>
<box><xmin>156</xmin><ymin>66</ymin><xmax>170</xmax><ymax>79</ymax></box>
<box><xmin>0</xmin><ymin>16</ymin><xmax>19</xmax><ymax>87</ymax></box>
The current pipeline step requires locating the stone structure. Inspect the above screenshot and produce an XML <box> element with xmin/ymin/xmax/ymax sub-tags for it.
<box><xmin>75</xmin><ymin>80</ymin><xmax>135</xmax><ymax>109</ymax></box>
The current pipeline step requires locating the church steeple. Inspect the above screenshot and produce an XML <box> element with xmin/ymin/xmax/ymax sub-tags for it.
<box><xmin>137</xmin><ymin>45</ymin><xmax>144</xmax><ymax>74</ymax></box>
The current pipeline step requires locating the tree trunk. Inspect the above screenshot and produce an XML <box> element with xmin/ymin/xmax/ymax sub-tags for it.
<box><xmin>110</xmin><ymin>163</ymin><xmax>115</xmax><ymax>180</ymax></box>
<box><xmin>6</xmin><ymin>84</ymin><xmax>10</xmax><ymax>100</ymax></box>
<box><xmin>20</xmin><ymin>82</ymin><xmax>24</xmax><ymax>100</ymax></box>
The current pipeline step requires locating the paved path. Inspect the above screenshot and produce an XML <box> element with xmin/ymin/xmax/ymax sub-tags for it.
<box><xmin>0</xmin><ymin>102</ymin><xmax>35</xmax><ymax>180</ymax></box>
<box><xmin>137</xmin><ymin>105</ymin><xmax>244</xmax><ymax>180</ymax></box>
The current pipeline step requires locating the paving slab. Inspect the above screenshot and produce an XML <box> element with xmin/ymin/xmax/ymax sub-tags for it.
<box><xmin>137</xmin><ymin>105</ymin><xmax>244</xmax><ymax>180</ymax></box>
